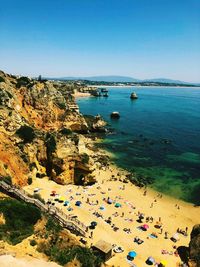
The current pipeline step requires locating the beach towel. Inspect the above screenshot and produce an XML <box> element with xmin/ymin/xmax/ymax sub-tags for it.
<box><xmin>136</xmin><ymin>226</ymin><xmax>143</xmax><ymax>231</ymax></box>
<box><xmin>126</xmin><ymin>258</ymin><xmax>137</xmax><ymax>267</ymax></box>
<box><xmin>149</xmin><ymin>234</ymin><xmax>158</xmax><ymax>239</ymax></box>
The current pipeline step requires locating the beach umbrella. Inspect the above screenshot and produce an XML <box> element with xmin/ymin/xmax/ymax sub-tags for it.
<box><xmin>51</xmin><ymin>191</ymin><xmax>56</xmax><ymax>196</ymax></box>
<box><xmin>146</xmin><ymin>257</ymin><xmax>155</xmax><ymax>265</ymax></box>
<box><xmin>34</xmin><ymin>188</ymin><xmax>40</xmax><ymax>193</ymax></box>
<box><xmin>115</xmin><ymin>203</ymin><xmax>121</xmax><ymax>208</ymax></box>
<box><xmin>142</xmin><ymin>224</ymin><xmax>149</xmax><ymax>230</ymax></box>
<box><xmin>160</xmin><ymin>260</ymin><xmax>167</xmax><ymax>266</ymax></box>
<box><xmin>59</xmin><ymin>197</ymin><xmax>65</xmax><ymax>202</ymax></box>
<box><xmin>64</xmin><ymin>201</ymin><xmax>70</xmax><ymax>206</ymax></box>
<box><xmin>107</xmin><ymin>199</ymin><xmax>113</xmax><ymax>204</ymax></box>
<box><xmin>75</xmin><ymin>201</ymin><xmax>82</xmax><ymax>206</ymax></box>
<box><xmin>54</xmin><ymin>194</ymin><xmax>60</xmax><ymax>201</ymax></box>
<box><xmin>128</xmin><ymin>251</ymin><xmax>137</xmax><ymax>258</ymax></box>
<box><xmin>172</xmin><ymin>233</ymin><xmax>179</xmax><ymax>240</ymax></box>
<box><xmin>100</xmin><ymin>205</ymin><xmax>105</xmax><ymax>210</ymax></box>
<box><xmin>91</xmin><ymin>221</ymin><xmax>97</xmax><ymax>227</ymax></box>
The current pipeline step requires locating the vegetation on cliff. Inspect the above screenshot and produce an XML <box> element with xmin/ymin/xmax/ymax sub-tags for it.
<box><xmin>36</xmin><ymin>217</ymin><xmax>103</xmax><ymax>267</ymax></box>
<box><xmin>0</xmin><ymin>70</ymin><xmax>105</xmax><ymax>186</ymax></box>
<box><xmin>0</xmin><ymin>198</ymin><xmax>41</xmax><ymax>245</ymax></box>
<box><xmin>0</xmin><ymin>197</ymin><xmax>103</xmax><ymax>266</ymax></box>
<box><xmin>0</xmin><ymin>70</ymin><xmax>107</xmax><ymax>265</ymax></box>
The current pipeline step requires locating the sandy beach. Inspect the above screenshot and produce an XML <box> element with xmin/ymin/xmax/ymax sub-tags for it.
<box><xmin>0</xmin><ymin>255</ymin><xmax>61</xmax><ymax>267</ymax></box>
<box><xmin>73</xmin><ymin>92</ymin><xmax>92</xmax><ymax>98</ymax></box>
<box><xmin>23</xmin><ymin>137</ymin><xmax>200</xmax><ymax>267</ymax></box>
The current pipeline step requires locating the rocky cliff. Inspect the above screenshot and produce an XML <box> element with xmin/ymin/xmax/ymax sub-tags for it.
<box><xmin>189</xmin><ymin>224</ymin><xmax>200</xmax><ymax>267</ymax></box>
<box><xmin>0</xmin><ymin>70</ymin><xmax>103</xmax><ymax>186</ymax></box>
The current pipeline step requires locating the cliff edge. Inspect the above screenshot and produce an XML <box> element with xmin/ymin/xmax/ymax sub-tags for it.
<box><xmin>0</xmin><ymin>70</ymin><xmax>104</xmax><ymax>186</ymax></box>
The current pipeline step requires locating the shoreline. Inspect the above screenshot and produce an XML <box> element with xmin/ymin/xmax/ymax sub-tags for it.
<box><xmin>94</xmin><ymin>138</ymin><xmax>197</xmax><ymax>206</ymax></box>
<box><xmin>88</xmin><ymin>85</ymin><xmax>200</xmax><ymax>89</ymax></box>
<box><xmin>23</xmin><ymin>136</ymin><xmax>200</xmax><ymax>267</ymax></box>
<box><xmin>75</xmin><ymin>90</ymin><xmax>200</xmax><ymax>205</ymax></box>
<box><xmin>73</xmin><ymin>92</ymin><xmax>92</xmax><ymax>98</ymax></box>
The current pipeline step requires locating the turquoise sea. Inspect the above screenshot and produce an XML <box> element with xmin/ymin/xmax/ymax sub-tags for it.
<box><xmin>77</xmin><ymin>87</ymin><xmax>200</xmax><ymax>204</ymax></box>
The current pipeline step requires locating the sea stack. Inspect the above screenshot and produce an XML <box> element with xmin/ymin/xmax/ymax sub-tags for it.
<box><xmin>130</xmin><ymin>92</ymin><xmax>138</xmax><ymax>99</ymax></box>
<box><xmin>110</xmin><ymin>111</ymin><xmax>120</xmax><ymax>119</ymax></box>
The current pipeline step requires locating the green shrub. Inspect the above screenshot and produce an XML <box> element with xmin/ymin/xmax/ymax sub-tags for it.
<box><xmin>21</xmin><ymin>153</ymin><xmax>29</xmax><ymax>163</ymax></box>
<box><xmin>46</xmin><ymin>133</ymin><xmax>56</xmax><ymax>154</ymax></box>
<box><xmin>16</xmin><ymin>76</ymin><xmax>30</xmax><ymax>88</ymax></box>
<box><xmin>60</xmin><ymin>128</ymin><xmax>72</xmax><ymax>135</ymax></box>
<box><xmin>0</xmin><ymin>199</ymin><xmax>41</xmax><ymax>245</ymax></box>
<box><xmin>4</xmin><ymin>164</ymin><xmax>8</xmax><ymax>169</ymax></box>
<box><xmin>57</xmin><ymin>102</ymin><xmax>66</xmax><ymax>109</ymax></box>
<box><xmin>49</xmin><ymin>246</ymin><xmax>103</xmax><ymax>267</ymax></box>
<box><xmin>46</xmin><ymin>217</ymin><xmax>62</xmax><ymax>234</ymax></box>
<box><xmin>0</xmin><ymin>77</ymin><xmax>5</xmax><ymax>83</ymax></box>
<box><xmin>72</xmin><ymin>134</ymin><xmax>79</xmax><ymax>146</ymax></box>
<box><xmin>2</xmin><ymin>175</ymin><xmax>12</xmax><ymax>185</ymax></box>
<box><xmin>33</xmin><ymin>193</ymin><xmax>45</xmax><ymax>204</ymax></box>
<box><xmin>29</xmin><ymin>162</ymin><xmax>37</xmax><ymax>171</ymax></box>
<box><xmin>16</xmin><ymin>125</ymin><xmax>35</xmax><ymax>143</ymax></box>
<box><xmin>30</xmin><ymin>239</ymin><xmax>37</xmax><ymax>246</ymax></box>
<box><xmin>27</xmin><ymin>177</ymin><xmax>32</xmax><ymax>185</ymax></box>
<box><xmin>81</xmin><ymin>153</ymin><xmax>89</xmax><ymax>164</ymax></box>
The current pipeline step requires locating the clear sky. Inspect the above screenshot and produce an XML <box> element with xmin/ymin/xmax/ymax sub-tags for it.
<box><xmin>0</xmin><ymin>0</ymin><xmax>199</xmax><ymax>82</ymax></box>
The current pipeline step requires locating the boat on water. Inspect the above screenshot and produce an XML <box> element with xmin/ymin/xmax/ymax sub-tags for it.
<box><xmin>110</xmin><ymin>111</ymin><xmax>120</xmax><ymax>119</ymax></box>
<box><xmin>130</xmin><ymin>92</ymin><xmax>138</xmax><ymax>99</ymax></box>
<box><xmin>103</xmin><ymin>92</ymin><xmax>108</xmax><ymax>97</ymax></box>
<box><xmin>91</xmin><ymin>90</ymin><xmax>101</xmax><ymax>97</ymax></box>
<box><xmin>100</xmin><ymin>88</ymin><xmax>108</xmax><ymax>93</ymax></box>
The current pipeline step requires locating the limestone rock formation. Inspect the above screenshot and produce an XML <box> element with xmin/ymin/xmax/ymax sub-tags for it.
<box><xmin>0</xmin><ymin>70</ymin><xmax>102</xmax><ymax>186</ymax></box>
<box><xmin>84</xmin><ymin>114</ymin><xmax>107</xmax><ymax>132</ymax></box>
<box><xmin>189</xmin><ymin>224</ymin><xmax>200</xmax><ymax>267</ymax></box>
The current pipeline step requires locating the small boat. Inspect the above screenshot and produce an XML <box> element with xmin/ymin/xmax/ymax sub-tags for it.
<box><xmin>90</xmin><ymin>89</ymin><xmax>101</xmax><ymax>97</ymax></box>
<box><xmin>110</xmin><ymin>111</ymin><xmax>120</xmax><ymax>119</ymax></box>
<box><xmin>91</xmin><ymin>91</ymin><xmax>101</xmax><ymax>97</ymax></box>
<box><xmin>103</xmin><ymin>92</ymin><xmax>108</xmax><ymax>97</ymax></box>
<box><xmin>100</xmin><ymin>88</ymin><xmax>108</xmax><ymax>93</ymax></box>
<box><xmin>130</xmin><ymin>92</ymin><xmax>138</xmax><ymax>99</ymax></box>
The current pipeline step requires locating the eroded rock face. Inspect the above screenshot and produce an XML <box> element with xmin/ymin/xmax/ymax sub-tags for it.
<box><xmin>0</xmin><ymin>70</ymin><xmax>99</xmax><ymax>186</ymax></box>
<box><xmin>189</xmin><ymin>224</ymin><xmax>200</xmax><ymax>267</ymax></box>
<box><xmin>84</xmin><ymin>114</ymin><xmax>107</xmax><ymax>132</ymax></box>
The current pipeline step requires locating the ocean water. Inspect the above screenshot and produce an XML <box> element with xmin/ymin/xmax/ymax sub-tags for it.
<box><xmin>77</xmin><ymin>87</ymin><xmax>200</xmax><ymax>204</ymax></box>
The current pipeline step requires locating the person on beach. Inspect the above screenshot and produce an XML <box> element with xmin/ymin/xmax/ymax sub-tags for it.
<box><xmin>164</xmin><ymin>231</ymin><xmax>168</xmax><ymax>239</ymax></box>
<box><xmin>185</xmin><ymin>227</ymin><xmax>188</xmax><ymax>236</ymax></box>
<box><xmin>90</xmin><ymin>231</ymin><xmax>93</xmax><ymax>238</ymax></box>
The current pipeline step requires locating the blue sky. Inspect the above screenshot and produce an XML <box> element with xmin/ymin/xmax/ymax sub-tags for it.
<box><xmin>0</xmin><ymin>0</ymin><xmax>199</xmax><ymax>82</ymax></box>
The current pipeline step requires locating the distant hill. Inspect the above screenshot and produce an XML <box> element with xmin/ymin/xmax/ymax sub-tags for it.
<box><xmin>143</xmin><ymin>78</ymin><xmax>192</xmax><ymax>84</ymax></box>
<box><xmin>51</xmin><ymin>75</ymin><xmax>140</xmax><ymax>82</ymax></box>
<box><xmin>46</xmin><ymin>75</ymin><xmax>199</xmax><ymax>85</ymax></box>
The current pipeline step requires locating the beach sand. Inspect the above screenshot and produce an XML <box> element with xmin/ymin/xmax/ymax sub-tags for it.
<box><xmin>23</xmin><ymin>138</ymin><xmax>200</xmax><ymax>267</ymax></box>
<box><xmin>73</xmin><ymin>92</ymin><xmax>92</xmax><ymax>98</ymax></box>
<box><xmin>0</xmin><ymin>255</ymin><xmax>61</xmax><ymax>267</ymax></box>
